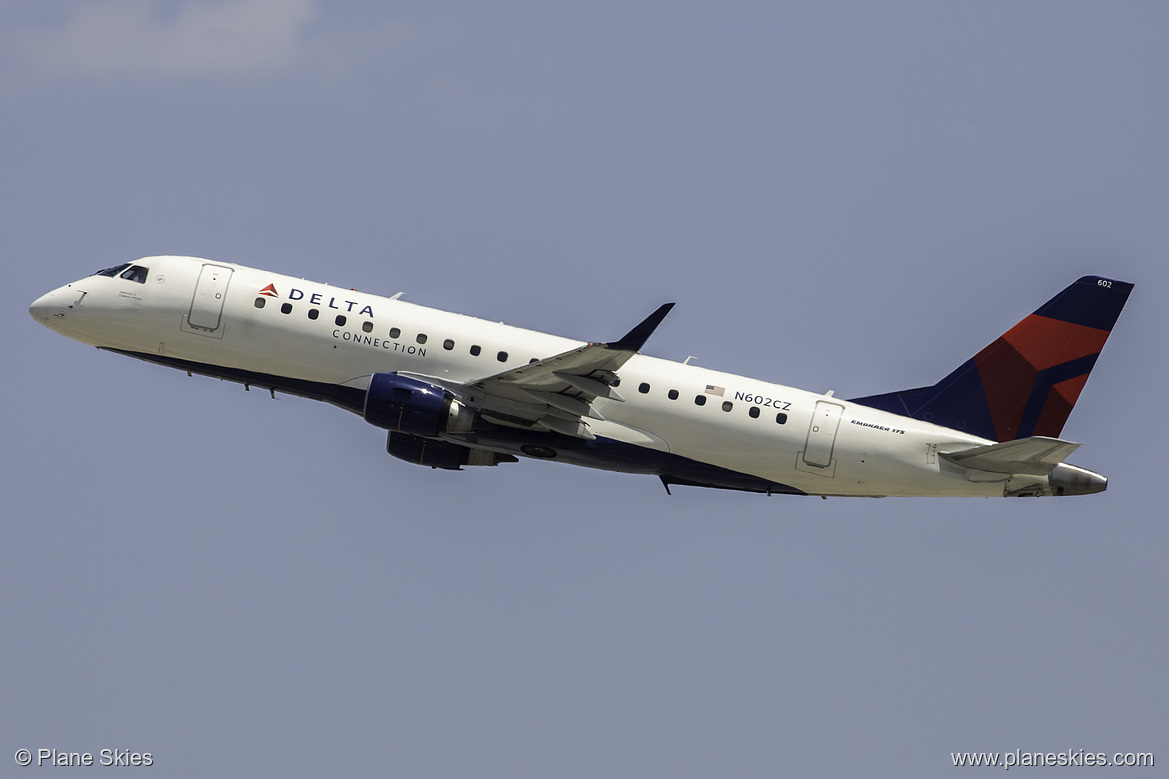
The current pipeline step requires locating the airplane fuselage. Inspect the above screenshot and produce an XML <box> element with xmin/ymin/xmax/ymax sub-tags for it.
<box><xmin>30</xmin><ymin>256</ymin><xmax>1118</xmax><ymax>498</ymax></box>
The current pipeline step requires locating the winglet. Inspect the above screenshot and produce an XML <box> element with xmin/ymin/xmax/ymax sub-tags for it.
<box><xmin>607</xmin><ymin>303</ymin><xmax>675</xmax><ymax>353</ymax></box>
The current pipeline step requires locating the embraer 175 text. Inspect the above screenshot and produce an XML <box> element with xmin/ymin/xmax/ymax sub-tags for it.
<box><xmin>31</xmin><ymin>258</ymin><xmax>1133</xmax><ymax>497</ymax></box>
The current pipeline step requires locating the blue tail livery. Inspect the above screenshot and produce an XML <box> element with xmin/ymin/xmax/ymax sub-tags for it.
<box><xmin>851</xmin><ymin>276</ymin><xmax>1133</xmax><ymax>442</ymax></box>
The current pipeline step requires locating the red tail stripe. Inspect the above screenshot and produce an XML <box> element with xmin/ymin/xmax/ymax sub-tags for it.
<box><xmin>973</xmin><ymin>340</ymin><xmax>1036</xmax><ymax>442</ymax></box>
<box><xmin>1002</xmin><ymin>314</ymin><xmax>1109</xmax><ymax>371</ymax></box>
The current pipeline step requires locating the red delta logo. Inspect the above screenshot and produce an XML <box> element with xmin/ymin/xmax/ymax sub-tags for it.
<box><xmin>256</xmin><ymin>282</ymin><xmax>376</xmax><ymax>317</ymax></box>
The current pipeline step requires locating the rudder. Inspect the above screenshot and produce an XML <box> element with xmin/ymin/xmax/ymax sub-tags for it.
<box><xmin>851</xmin><ymin>276</ymin><xmax>1133</xmax><ymax>442</ymax></box>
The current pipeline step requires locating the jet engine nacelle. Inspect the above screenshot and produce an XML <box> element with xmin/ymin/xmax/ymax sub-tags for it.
<box><xmin>386</xmin><ymin>431</ymin><xmax>468</xmax><ymax>470</ymax></box>
<box><xmin>386</xmin><ymin>431</ymin><xmax>520</xmax><ymax>470</ymax></box>
<box><xmin>363</xmin><ymin>372</ymin><xmax>475</xmax><ymax>436</ymax></box>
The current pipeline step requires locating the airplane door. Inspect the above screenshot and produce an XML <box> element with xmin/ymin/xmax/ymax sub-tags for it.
<box><xmin>802</xmin><ymin>401</ymin><xmax>844</xmax><ymax>469</ymax></box>
<box><xmin>188</xmin><ymin>264</ymin><xmax>233</xmax><ymax>331</ymax></box>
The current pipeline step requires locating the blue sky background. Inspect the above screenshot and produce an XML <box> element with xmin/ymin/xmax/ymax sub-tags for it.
<box><xmin>2</xmin><ymin>2</ymin><xmax>1166</xmax><ymax>776</ymax></box>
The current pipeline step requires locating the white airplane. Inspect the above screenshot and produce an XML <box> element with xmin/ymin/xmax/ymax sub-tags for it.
<box><xmin>30</xmin><ymin>257</ymin><xmax>1132</xmax><ymax>497</ymax></box>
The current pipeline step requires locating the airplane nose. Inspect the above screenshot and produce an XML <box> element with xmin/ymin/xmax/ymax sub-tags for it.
<box><xmin>29</xmin><ymin>291</ymin><xmax>55</xmax><ymax>323</ymax></box>
<box><xmin>29</xmin><ymin>286</ymin><xmax>84</xmax><ymax>328</ymax></box>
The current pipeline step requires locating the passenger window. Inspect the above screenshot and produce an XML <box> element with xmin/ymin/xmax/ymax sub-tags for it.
<box><xmin>694</xmin><ymin>395</ymin><xmax>707</xmax><ymax>406</ymax></box>
<box><xmin>722</xmin><ymin>401</ymin><xmax>733</xmax><ymax>412</ymax></box>
<box><xmin>776</xmin><ymin>413</ymin><xmax>788</xmax><ymax>425</ymax></box>
<box><xmin>280</xmin><ymin>303</ymin><xmax>293</xmax><ymax>315</ymax></box>
<box><xmin>638</xmin><ymin>382</ymin><xmax>650</xmax><ymax>394</ymax></box>
<box><xmin>335</xmin><ymin>315</ymin><xmax>347</xmax><ymax>326</ymax></box>
<box><xmin>470</xmin><ymin>345</ymin><xmax>482</xmax><ymax>356</ymax></box>
<box><xmin>497</xmin><ymin>351</ymin><xmax>508</xmax><ymax>362</ymax></box>
<box><xmin>443</xmin><ymin>339</ymin><xmax>455</xmax><ymax>350</ymax></box>
<box><xmin>389</xmin><ymin>327</ymin><xmax>400</xmax><ymax>338</ymax></box>
<box><xmin>749</xmin><ymin>406</ymin><xmax>760</xmax><ymax>419</ymax></box>
<box><xmin>668</xmin><ymin>389</ymin><xmax>679</xmax><ymax>400</ymax></box>
<box><xmin>308</xmin><ymin>309</ymin><xmax>319</xmax><ymax>320</ymax></box>
<box><xmin>254</xmin><ymin>297</ymin><xmax>266</xmax><ymax>309</ymax></box>
<box><xmin>362</xmin><ymin>321</ymin><xmax>373</xmax><ymax>333</ymax></box>
<box><xmin>416</xmin><ymin>334</ymin><xmax>427</xmax><ymax>345</ymax></box>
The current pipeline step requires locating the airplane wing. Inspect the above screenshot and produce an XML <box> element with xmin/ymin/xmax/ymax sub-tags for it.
<box><xmin>451</xmin><ymin>303</ymin><xmax>674</xmax><ymax>439</ymax></box>
<box><xmin>939</xmin><ymin>436</ymin><xmax>1081</xmax><ymax>475</ymax></box>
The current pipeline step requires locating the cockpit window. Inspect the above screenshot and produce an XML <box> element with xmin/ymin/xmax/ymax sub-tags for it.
<box><xmin>119</xmin><ymin>265</ymin><xmax>149</xmax><ymax>284</ymax></box>
<box><xmin>95</xmin><ymin>263</ymin><xmax>131</xmax><ymax>277</ymax></box>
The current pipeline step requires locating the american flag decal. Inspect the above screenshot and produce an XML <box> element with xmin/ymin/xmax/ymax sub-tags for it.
<box><xmin>705</xmin><ymin>385</ymin><xmax>725</xmax><ymax>396</ymax></box>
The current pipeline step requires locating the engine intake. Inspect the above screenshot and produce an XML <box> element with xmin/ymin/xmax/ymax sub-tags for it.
<box><xmin>363</xmin><ymin>372</ymin><xmax>475</xmax><ymax>436</ymax></box>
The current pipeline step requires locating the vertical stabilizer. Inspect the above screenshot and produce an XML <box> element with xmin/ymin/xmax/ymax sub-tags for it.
<box><xmin>851</xmin><ymin>276</ymin><xmax>1133</xmax><ymax>442</ymax></box>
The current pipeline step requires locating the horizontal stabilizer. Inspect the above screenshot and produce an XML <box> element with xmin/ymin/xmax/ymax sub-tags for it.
<box><xmin>940</xmin><ymin>436</ymin><xmax>1080</xmax><ymax>475</ymax></box>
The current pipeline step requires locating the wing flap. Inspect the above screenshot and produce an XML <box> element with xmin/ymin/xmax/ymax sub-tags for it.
<box><xmin>536</xmin><ymin>414</ymin><xmax>596</xmax><ymax>439</ymax></box>
<box><xmin>554</xmin><ymin>371</ymin><xmax>625</xmax><ymax>401</ymax></box>
<box><xmin>518</xmin><ymin>388</ymin><xmax>605</xmax><ymax>420</ymax></box>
